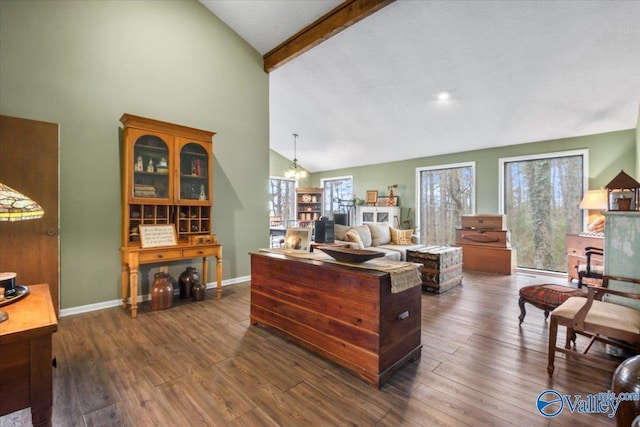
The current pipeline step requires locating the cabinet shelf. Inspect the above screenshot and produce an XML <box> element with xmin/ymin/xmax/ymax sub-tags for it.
<box><xmin>295</xmin><ymin>188</ymin><xmax>324</xmax><ymax>224</ymax></box>
<box><xmin>120</xmin><ymin>114</ymin><xmax>215</xmax><ymax>245</ymax></box>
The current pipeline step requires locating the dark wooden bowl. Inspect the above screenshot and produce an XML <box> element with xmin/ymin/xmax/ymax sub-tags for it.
<box><xmin>316</xmin><ymin>246</ymin><xmax>385</xmax><ymax>263</ymax></box>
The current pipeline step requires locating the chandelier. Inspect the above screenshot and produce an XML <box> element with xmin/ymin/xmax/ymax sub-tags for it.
<box><xmin>284</xmin><ymin>133</ymin><xmax>307</xmax><ymax>180</ymax></box>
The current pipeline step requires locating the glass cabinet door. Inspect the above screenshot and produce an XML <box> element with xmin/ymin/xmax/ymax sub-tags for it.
<box><xmin>132</xmin><ymin>134</ymin><xmax>171</xmax><ymax>201</ymax></box>
<box><xmin>178</xmin><ymin>142</ymin><xmax>209</xmax><ymax>203</ymax></box>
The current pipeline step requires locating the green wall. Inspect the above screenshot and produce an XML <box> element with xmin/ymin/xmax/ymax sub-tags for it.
<box><xmin>0</xmin><ymin>0</ymin><xmax>269</xmax><ymax>310</ymax></box>
<box><xmin>278</xmin><ymin>129</ymin><xmax>637</xmax><ymax>225</ymax></box>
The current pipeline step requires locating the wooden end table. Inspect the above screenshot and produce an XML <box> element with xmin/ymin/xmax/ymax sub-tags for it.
<box><xmin>0</xmin><ymin>284</ymin><xmax>58</xmax><ymax>426</ymax></box>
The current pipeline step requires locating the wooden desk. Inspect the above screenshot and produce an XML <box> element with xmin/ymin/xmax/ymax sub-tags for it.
<box><xmin>0</xmin><ymin>284</ymin><xmax>58</xmax><ymax>427</ymax></box>
<box><xmin>250</xmin><ymin>252</ymin><xmax>422</xmax><ymax>389</ymax></box>
<box><xmin>566</xmin><ymin>233</ymin><xmax>603</xmax><ymax>281</ymax></box>
<box><xmin>121</xmin><ymin>243</ymin><xmax>222</xmax><ymax>318</ymax></box>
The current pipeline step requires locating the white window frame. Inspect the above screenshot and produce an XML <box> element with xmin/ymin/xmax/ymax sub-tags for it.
<box><xmin>498</xmin><ymin>149</ymin><xmax>589</xmax><ymax>223</ymax></box>
<box><xmin>415</xmin><ymin>161</ymin><xmax>476</xmax><ymax>238</ymax></box>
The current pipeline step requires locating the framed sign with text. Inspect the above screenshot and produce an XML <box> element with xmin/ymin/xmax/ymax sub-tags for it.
<box><xmin>139</xmin><ymin>224</ymin><xmax>178</xmax><ymax>248</ymax></box>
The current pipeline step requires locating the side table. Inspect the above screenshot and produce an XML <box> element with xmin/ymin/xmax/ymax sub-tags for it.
<box><xmin>406</xmin><ymin>246</ymin><xmax>463</xmax><ymax>293</ymax></box>
<box><xmin>0</xmin><ymin>284</ymin><xmax>58</xmax><ymax>426</ymax></box>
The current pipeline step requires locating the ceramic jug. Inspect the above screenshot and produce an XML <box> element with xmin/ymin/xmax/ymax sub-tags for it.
<box><xmin>151</xmin><ymin>272</ymin><xmax>173</xmax><ymax>310</ymax></box>
<box><xmin>191</xmin><ymin>280</ymin><xmax>206</xmax><ymax>301</ymax></box>
<box><xmin>178</xmin><ymin>267</ymin><xmax>199</xmax><ymax>299</ymax></box>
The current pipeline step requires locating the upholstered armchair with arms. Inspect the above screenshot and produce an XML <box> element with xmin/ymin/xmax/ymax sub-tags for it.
<box><xmin>547</xmin><ymin>275</ymin><xmax>640</xmax><ymax>375</ymax></box>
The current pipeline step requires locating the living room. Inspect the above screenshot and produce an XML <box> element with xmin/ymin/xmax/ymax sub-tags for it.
<box><xmin>1</xmin><ymin>0</ymin><xmax>640</xmax><ymax>425</ymax></box>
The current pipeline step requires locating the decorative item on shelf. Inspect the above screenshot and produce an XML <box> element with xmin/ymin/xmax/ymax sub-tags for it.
<box><xmin>579</xmin><ymin>188</ymin><xmax>608</xmax><ymax>233</ymax></box>
<box><xmin>365</xmin><ymin>190</ymin><xmax>378</xmax><ymax>206</ymax></box>
<box><xmin>150</xmin><ymin>271</ymin><xmax>173</xmax><ymax>311</ymax></box>
<box><xmin>284</xmin><ymin>133</ymin><xmax>307</xmax><ymax>180</ymax></box>
<box><xmin>147</xmin><ymin>158</ymin><xmax>154</xmax><ymax>172</ymax></box>
<box><xmin>199</xmin><ymin>184</ymin><xmax>206</xmax><ymax>201</ymax></box>
<box><xmin>191</xmin><ymin>279</ymin><xmax>206</xmax><ymax>301</ymax></box>
<box><xmin>0</xmin><ymin>182</ymin><xmax>45</xmax><ymax>322</ymax></box>
<box><xmin>605</xmin><ymin>170</ymin><xmax>640</xmax><ymax>211</ymax></box>
<box><xmin>387</xmin><ymin>184</ymin><xmax>398</xmax><ymax>206</ymax></box>
<box><xmin>178</xmin><ymin>267</ymin><xmax>199</xmax><ymax>299</ymax></box>
<box><xmin>135</xmin><ymin>155</ymin><xmax>144</xmax><ymax>171</ymax></box>
<box><xmin>156</xmin><ymin>157</ymin><xmax>168</xmax><ymax>174</ymax></box>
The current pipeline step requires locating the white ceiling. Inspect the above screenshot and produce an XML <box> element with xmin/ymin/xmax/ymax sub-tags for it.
<box><xmin>202</xmin><ymin>0</ymin><xmax>640</xmax><ymax>173</ymax></box>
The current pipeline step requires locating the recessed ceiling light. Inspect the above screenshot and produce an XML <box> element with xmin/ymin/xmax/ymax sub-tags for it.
<box><xmin>436</xmin><ymin>90</ymin><xmax>451</xmax><ymax>101</ymax></box>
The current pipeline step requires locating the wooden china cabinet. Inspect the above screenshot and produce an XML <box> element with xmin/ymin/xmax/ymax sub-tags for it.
<box><xmin>119</xmin><ymin>114</ymin><xmax>222</xmax><ymax>318</ymax></box>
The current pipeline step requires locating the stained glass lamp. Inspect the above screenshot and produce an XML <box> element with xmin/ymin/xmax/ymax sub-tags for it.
<box><xmin>0</xmin><ymin>182</ymin><xmax>44</xmax><ymax>221</ymax></box>
<box><xmin>0</xmin><ymin>181</ymin><xmax>44</xmax><ymax>322</ymax></box>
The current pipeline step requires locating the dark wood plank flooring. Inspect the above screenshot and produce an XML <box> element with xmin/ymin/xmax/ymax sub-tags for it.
<box><xmin>1</xmin><ymin>270</ymin><xmax>621</xmax><ymax>426</ymax></box>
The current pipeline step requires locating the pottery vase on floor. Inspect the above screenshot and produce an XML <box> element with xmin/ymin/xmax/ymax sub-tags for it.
<box><xmin>178</xmin><ymin>267</ymin><xmax>199</xmax><ymax>299</ymax></box>
<box><xmin>151</xmin><ymin>272</ymin><xmax>173</xmax><ymax>311</ymax></box>
<box><xmin>191</xmin><ymin>280</ymin><xmax>206</xmax><ymax>301</ymax></box>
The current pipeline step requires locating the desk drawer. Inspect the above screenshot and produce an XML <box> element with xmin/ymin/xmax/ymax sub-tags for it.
<box><xmin>183</xmin><ymin>247</ymin><xmax>217</xmax><ymax>258</ymax></box>
<box><xmin>138</xmin><ymin>250</ymin><xmax>183</xmax><ymax>263</ymax></box>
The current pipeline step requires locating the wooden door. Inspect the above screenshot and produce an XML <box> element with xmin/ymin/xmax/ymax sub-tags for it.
<box><xmin>0</xmin><ymin>115</ymin><xmax>59</xmax><ymax>315</ymax></box>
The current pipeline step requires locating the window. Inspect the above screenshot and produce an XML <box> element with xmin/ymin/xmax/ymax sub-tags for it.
<box><xmin>268</xmin><ymin>177</ymin><xmax>295</xmax><ymax>224</ymax></box>
<box><xmin>499</xmin><ymin>150</ymin><xmax>587</xmax><ymax>272</ymax></box>
<box><xmin>321</xmin><ymin>176</ymin><xmax>353</xmax><ymax>221</ymax></box>
<box><xmin>416</xmin><ymin>162</ymin><xmax>475</xmax><ymax>245</ymax></box>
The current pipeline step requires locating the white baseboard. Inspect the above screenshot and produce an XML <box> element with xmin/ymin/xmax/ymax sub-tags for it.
<box><xmin>59</xmin><ymin>275</ymin><xmax>250</xmax><ymax>318</ymax></box>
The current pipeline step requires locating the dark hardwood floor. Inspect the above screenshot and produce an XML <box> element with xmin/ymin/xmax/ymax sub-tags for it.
<box><xmin>1</xmin><ymin>270</ymin><xmax>621</xmax><ymax>426</ymax></box>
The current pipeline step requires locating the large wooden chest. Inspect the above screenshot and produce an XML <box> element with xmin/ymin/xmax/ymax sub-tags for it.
<box><xmin>455</xmin><ymin>229</ymin><xmax>510</xmax><ymax>248</ymax></box>
<box><xmin>250</xmin><ymin>252</ymin><xmax>422</xmax><ymax>389</ymax></box>
<box><xmin>456</xmin><ymin>244</ymin><xmax>517</xmax><ymax>275</ymax></box>
<box><xmin>406</xmin><ymin>246</ymin><xmax>463</xmax><ymax>293</ymax></box>
<box><xmin>460</xmin><ymin>214</ymin><xmax>506</xmax><ymax>230</ymax></box>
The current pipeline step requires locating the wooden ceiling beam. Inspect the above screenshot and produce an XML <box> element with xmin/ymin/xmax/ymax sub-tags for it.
<box><xmin>263</xmin><ymin>0</ymin><xmax>395</xmax><ymax>73</ymax></box>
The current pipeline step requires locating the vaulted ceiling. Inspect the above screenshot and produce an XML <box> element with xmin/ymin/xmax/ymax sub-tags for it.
<box><xmin>202</xmin><ymin>0</ymin><xmax>640</xmax><ymax>173</ymax></box>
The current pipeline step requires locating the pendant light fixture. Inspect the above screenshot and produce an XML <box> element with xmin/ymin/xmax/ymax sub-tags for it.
<box><xmin>284</xmin><ymin>133</ymin><xmax>307</xmax><ymax>180</ymax></box>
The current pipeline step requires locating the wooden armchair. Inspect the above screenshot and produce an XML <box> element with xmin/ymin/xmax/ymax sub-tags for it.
<box><xmin>576</xmin><ymin>246</ymin><xmax>604</xmax><ymax>288</ymax></box>
<box><xmin>547</xmin><ymin>275</ymin><xmax>640</xmax><ymax>375</ymax></box>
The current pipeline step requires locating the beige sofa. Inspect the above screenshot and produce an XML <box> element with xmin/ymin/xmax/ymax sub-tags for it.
<box><xmin>333</xmin><ymin>223</ymin><xmax>425</xmax><ymax>261</ymax></box>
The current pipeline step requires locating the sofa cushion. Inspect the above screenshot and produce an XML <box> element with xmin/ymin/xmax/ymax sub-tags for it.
<box><xmin>367</xmin><ymin>222</ymin><xmax>391</xmax><ymax>246</ymax></box>
<box><xmin>345</xmin><ymin>230</ymin><xmax>365</xmax><ymax>249</ymax></box>
<box><xmin>390</xmin><ymin>227</ymin><xmax>414</xmax><ymax>245</ymax></box>
<box><xmin>350</xmin><ymin>225</ymin><xmax>372</xmax><ymax>248</ymax></box>
<box><xmin>334</xmin><ymin>224</ymin><xmax>350</xmax><ymax>241</ymax></box>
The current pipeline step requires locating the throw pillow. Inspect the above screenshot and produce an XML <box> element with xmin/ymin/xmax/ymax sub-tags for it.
<box><xmin>334</xmin><ymin>224</ymin><xmax>350</xmax><ymax>241</ymax></box>
<box><xmin>351</xmin><ymin>225</ymin><xmax>372</xmax><ymax>248</ymax></box>
<box><xmin>345</xmin><ymin>230</ymin><xmax>364</xmax><ymax>249</ymax></box>
<box><xmin>367</xmin><ymin>222</ymin><xmax>391</xmax><ymax>246</ymax></box>
<box><xmin>390</xmin><ymin>227</ymin><xmax>414</xmax><ymax>245</ymax></box>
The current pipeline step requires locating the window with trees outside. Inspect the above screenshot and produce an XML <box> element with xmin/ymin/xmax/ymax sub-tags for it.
<box><xmin>321</xmin><ymin>176</ymin><xmax>354</xmax><ymax>221</ymax></box>
<box><xmin>499</xmin><ymin>150</ymin><xmax>586</xmax><ymax>272</ymax></box>
<box><xmin>416</xmin><ymin>162</ymin><xmax>475</xmax><ymax>246</ymax></box>
<box><xmin>269</xmin><ymin>177</ymin><xmax>295</xmax><ymax>225</ymax></box>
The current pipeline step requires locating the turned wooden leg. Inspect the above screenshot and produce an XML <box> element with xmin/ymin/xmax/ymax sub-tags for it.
<box><xmin>129</xmin><ymin>263</ymin><xmax>139</xmax><ymax>319</ymax></box>
<box><xmin>548</xmin><ymin>315</ymin><xmax>558</xmax><ymax>376</ymax></box>
<box><xmin>121</xmin><ymin>263</ymin><xmax>129</xmax><ymax>309</ymax></box>
<box><xmin>216</xmin><ymin>254</ymin><xmax>223</xmax><ymax>300</ymax></box>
